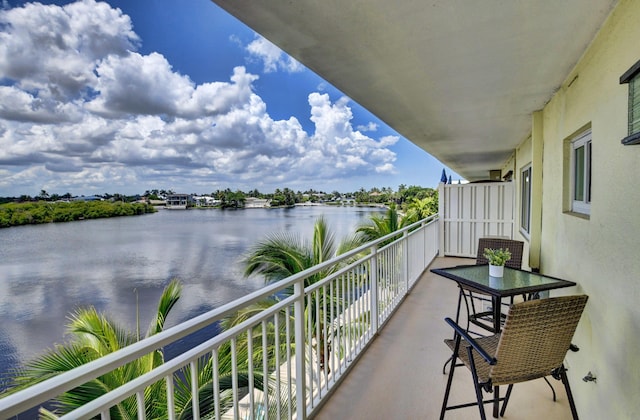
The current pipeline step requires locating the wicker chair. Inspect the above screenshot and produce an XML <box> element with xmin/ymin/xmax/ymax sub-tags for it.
<box><xmin>440</xmin><ymin>295</ymin><xmax>588</xmax><ymax>420</ymax></box>
<box><xmin>463</xmin><ymin>237</ymin><xmax>525</xmax><ymax>334</ymax></box>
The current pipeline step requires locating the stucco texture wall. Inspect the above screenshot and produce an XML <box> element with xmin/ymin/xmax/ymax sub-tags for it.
<box><xmin>537</xmin><ymin>0</ymin><xmax>640</xmax><ymax>417</ymax></box>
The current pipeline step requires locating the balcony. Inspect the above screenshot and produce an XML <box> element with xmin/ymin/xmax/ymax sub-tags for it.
<box><xmin>314</xmin><ymin>256</ymin><xmax>576</xmax><ymax>419</ymax></box>
<box><xmin>0</xmin><ymin>207</ymin><xmax>580</xmax><ymax>419</ymax></box>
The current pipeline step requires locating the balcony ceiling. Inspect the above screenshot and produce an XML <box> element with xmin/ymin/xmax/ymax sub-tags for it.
<box><xmin>211</xmin><ymin>0</ymin><xmax>618</xmax><ymax>181</ymax></box>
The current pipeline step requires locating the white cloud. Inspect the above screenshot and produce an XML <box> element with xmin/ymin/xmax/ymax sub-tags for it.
<box><xmin>0</xmin><ymin>0</ymin><xmax>138</xmax><ymax>99</ymax></box>
<box><xmin>0</xmin><ymin>86</ymin><xmax>82</xmax><ymax>123</ymax></box>
<box><xmin>357</xmin><ymin>122</ymin><xmax>378</xmax><ymax>132</ymax></box>
<box><xmin>0</xmin><ymin>1</ymin><xmax>398</xmax><ymax>196</ymax></box>
<box><xmin>246</xmin><ymin>35</ymin><xmax>303</xmax><ymax>73</ymax></box>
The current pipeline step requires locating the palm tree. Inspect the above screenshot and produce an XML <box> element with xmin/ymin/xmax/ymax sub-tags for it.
<box><xmin>3</xmin><ymin>280</ymin><xmax>182</xmax><ymax>419</ymax></box>
<box><xmin>356</xmin><ymin>203</ymin><xmax>407</xmax><ymax>245</ymax></box>
<box><xmin>243</xmin><ymin>216</ymin><xmax>363</xmax><ymax>359</ymax></box>
<box><xmin>402</xmin><ymin>195</ymin><xmax>438</xmax><ymax>225</ymax></box>
<box><xmin>213</xmin><ymin>218</ymin><xmax>364</xmax><ymax>408</ymax></box>
<box><xmin>244</xmin><ymin>216</ymin><xmax>362</xmax><ymax>285</ymax></box>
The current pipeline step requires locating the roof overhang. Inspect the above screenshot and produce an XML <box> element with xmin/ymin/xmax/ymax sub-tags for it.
<box><xmin>211</xmin><ymin>0</ymin><xmax>618</xmax><ymax>181</ymax></box>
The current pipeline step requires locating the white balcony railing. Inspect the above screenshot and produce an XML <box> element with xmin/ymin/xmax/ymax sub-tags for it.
<box><xmin>0</xmin><ymin>215</ymin><xmax>439</xmax><ymax>419</ymax></box>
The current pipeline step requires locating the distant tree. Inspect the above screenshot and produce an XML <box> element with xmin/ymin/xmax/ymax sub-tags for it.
<box><xmin>354</xmin><ymin>187</ymin><xmax>368</xmax><ymax>203</ymax></box>
<box><xmin>37</xmin><ymin>190</ymin><xmax>49</xmax><ymax>201</ymax></box>
<box><xmin>247</xmin><ymin>188</ymin><xmax>261</xmax><ymax>198</ymax></box>
<box><xmin>220</xmin><ymin>189</ymin><xmax>245</xmax><ymax>208</ymax></box>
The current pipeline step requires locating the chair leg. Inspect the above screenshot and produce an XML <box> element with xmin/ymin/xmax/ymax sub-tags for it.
<box><xmin>442</xmin><ymin>354</ymin><xmax>453</xmax><ymax>374</ymax></box>
<box><xmin>543</xmin><ymin>376</ymin><xmax>557</xmax><ymax>401</ymax></box>
<box><xmin>499</xmin><ymin>384</ymin><xmax>514</xmax><ymax>417</ymax></box>
<box><xmin>559</xmin><ymin>365</ymin><xmax>579</xmax><ymax>420</ymax></box>
<box><xmin>467</xmin><ymin>346</ymin><xmax>487</xmax><ymax>420</ymax></box>
<box><xmin>443</xmin><ymin>288</ymin><xmax>464</xmax><ymax>375</ymax></box>
<box><xmin>440</xmin><ymin>337</ymin><xmax>461</xmax><ymax>420</ymax></box>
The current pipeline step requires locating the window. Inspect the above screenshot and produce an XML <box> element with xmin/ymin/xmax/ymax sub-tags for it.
<box><xmin>571</xmin><ymin>130</ymin><xmax>592</xmax><ymax>215</ymax></box>
<box><xmin>520</xmin><ymin>165</ymin><xmax>531</xmax><ymax>235</ymax></box>
<box><xmin>620</xmin><ymin>59</ymin><xmax>640</xmax><ymax>145</ymax></box>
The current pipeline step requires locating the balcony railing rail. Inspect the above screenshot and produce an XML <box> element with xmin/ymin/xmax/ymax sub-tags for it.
<box><xmin>0</xmin><ymin>215</ymin><xmax>439</xmax><ymax>419</ymax></box>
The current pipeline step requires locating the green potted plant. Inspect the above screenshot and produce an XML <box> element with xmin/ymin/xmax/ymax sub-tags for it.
<box><xmin>483</xmin><ymin>247</ymin><xmax>512</xmax><ymax>277</ymax></box>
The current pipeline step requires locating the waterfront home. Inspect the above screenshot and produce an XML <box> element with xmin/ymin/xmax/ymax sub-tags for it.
<box><xmin>244</xmin><ymin>197</ymin><xmax>271</xmax><ymax>208</ymax></box>
<box><xmin>2</xmin><ymin>1</ymin><xmax>639</xmax><ymax>418</ymax></box>
<box><xmin>165</xmin><ymin>193</ymin><xmax>191</xmax><ymax>209</ymax></box>
<box><xmin>193</xmin><ymin>195</ymin><xmax>221</xmax><ymax>207</ymax></box>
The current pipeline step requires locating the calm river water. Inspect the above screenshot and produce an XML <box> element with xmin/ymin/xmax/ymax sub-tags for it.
<box><xmin>0</xmin><ymin>205</ymin><xmax>384</xmax><ymax>389</ymax></box>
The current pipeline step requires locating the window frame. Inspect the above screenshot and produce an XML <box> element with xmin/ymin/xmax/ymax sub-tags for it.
<box><xmin>620</xmin><ymin>59</ymin><xmax>640</xmax><ymax>145</ymax></box>
<box><xmin>570</xmin><ymin>130</ymin><xmax>592</xmax><ymax>215</ymax></box>
<box><xmin>520</xmin><ymin>164</ymin><xmax>532</xmax><ymax>236</ymax></box>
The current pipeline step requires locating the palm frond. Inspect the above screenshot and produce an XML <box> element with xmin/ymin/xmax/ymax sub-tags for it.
<box><xmin>243</xmin><ymin>234</ymin><xmax>310</xmax><ymax>282</ymax></box>
<box><xmin>146</xmin><ymin>278</ymin><xmax>183</xmax><ymax>337</ymax></box>
<box><xmin>67</xmin><ymin>307</ymin><xmax>135</xmax><ymax>356</ymax></box>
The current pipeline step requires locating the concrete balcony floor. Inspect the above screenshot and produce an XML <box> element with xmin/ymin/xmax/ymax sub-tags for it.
<box><xmin>314</xmin><ymin>257</ymin><xmax>575</xmax><ymax>420</ymax></box>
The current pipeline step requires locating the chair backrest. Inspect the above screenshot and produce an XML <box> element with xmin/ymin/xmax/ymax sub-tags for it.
<box><xmin>476</xmin><ymin>237</ymin><xmax>524</xmax><ymax>269</ymax></box>
<box><xmin>490</xmin><ymin>295</ymin><xmax>588</xmax><ymax>386</ymax></box>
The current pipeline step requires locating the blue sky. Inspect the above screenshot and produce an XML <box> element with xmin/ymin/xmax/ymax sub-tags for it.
<box><xmin>0</xmin><ymin>0</ymin><xmax>460</xmax><ymax>197</ymax></box>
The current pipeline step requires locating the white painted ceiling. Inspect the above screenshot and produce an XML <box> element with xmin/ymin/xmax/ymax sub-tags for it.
<box><xmin>211</xmin><ymin>0</ymin><xmax>618</xmax><ymax>180</ymax></box>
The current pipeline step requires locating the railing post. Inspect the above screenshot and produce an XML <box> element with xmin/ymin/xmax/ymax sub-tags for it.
<box><xmin>294</xmin><ymin>278</ymin><xmax>307</xmax><ymax>419</ymax></box>
<box><xmin>370</xmin><ymin>245</ymin><xmax>379</xmax><ymax>334</ymax></box>
<box><xmin>438</xmin><ymin>183</ymin><xmax>446</xmax><ymax>256</ymax></box>
<box><xmin>403</xmin><ymin>230</ymin><xmax>409</xmax><ymax>292</ymax></box>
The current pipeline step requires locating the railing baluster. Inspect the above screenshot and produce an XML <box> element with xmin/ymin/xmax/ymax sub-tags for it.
<box><xmin>322</xmin><ymin>283</ymin><xmax>328</xmax><ymax>387</ymax></box>
<box><xmin>136</xmin><ymin>390</ymin><xmax>145</xmax><ymax>420</ymax></box>
<box><xmin>247</xmin><ymin>328</ymin><xmax>255</xmax><ymax>418</ymax></box>
<box><xmin>212</xmin><ymin>348</ymin><xmax>221</xmax><ymax>420</ymax></box>
<box><xmin>315</xmin><ymin>287</ymin><xmax>321</xmax><ymax>399</ymax></box>
<box><xmin>294</xmin><ymin>278</ymin><xmax>307</xmax><ymax>420</ymax></box>
<box><xmin>262</xmin><ymin>320</ymin><xmax>269</xmax><ymax>420</ymax></box>
<box><xmin>286</xmin><ymin>305</ymin><xmax>292</xmax><ymax>420</ymax></box>
<box><xmin>274</xmin><ymin>313</ymin><xmax>282</xmax><ymax>420</ymax></box>
<box><xmin>329</xmin><ymin>276</ymin><xmax>336</xmax><ymax>382</ymax></box>
<box><xmin>231</xmin><ymin>338</ymin><xmax>239</xmax><ymax>420</ymax></box>
<box><xmin>166</xmin><ymin>374</ymin><xmax>176</xmax><ymax>420</ymax></box>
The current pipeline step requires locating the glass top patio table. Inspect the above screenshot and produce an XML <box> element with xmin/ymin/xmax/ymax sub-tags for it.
<box><xmin>433</xmin><ymin>264</ymin><xmax>578</xmax><ymax>418</ymax></box>
<box><xmin>431</xmin><ymin>264</ymin><xmax>577</xmax><ymax>298</ymax></box>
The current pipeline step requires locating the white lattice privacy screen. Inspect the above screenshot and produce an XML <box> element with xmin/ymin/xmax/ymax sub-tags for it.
<box><xmin>438</xmin><ymin>182</ymin><xmax>515</xmax><ymax>258</ymax></box>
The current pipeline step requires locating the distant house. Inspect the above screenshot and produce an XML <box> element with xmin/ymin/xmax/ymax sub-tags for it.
<box><xmin>244</xmin><ymin>197</ymin><xmax>271</xmax><ymax>208</ymax></box>
<box><xmin>72</xmin><ymin>195</ymin><xmax>103</xmax><ymax>202</ymax></box>
<box><xmin>193</xmin><ymin>196</ymin><xmax>220</xmax><ymax>207</ymax></box>
<box><xmin>165</xmin><ymin>194</ymin><xmax>191</xmax><ymax>209</ymax></box>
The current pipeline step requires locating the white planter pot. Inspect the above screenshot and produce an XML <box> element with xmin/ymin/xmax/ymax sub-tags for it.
<box><xmin>489</xmin><ymin>264</ymin><xmax>504</xmax><ymax>277</ymax></box>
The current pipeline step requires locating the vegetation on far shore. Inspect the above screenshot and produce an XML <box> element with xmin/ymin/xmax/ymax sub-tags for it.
<box><xmin>0</xmin><ymin>200</ymin><xmax>156</xmax><ymax>228</ymax></box>
<box><xmin>0</xmin><ymin>184</ymin><xmax>437</xmax><ymax>228</ymax></box>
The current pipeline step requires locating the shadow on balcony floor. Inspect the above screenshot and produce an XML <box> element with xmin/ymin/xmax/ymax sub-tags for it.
<box><xmin>313</xmin><ymin>257</ymin><xmax>575</xmax><ymax>420</ymax></box>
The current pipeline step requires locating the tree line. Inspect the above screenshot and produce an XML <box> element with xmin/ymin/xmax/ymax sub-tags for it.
<box><xmin>0</xmin><ymin>200</ymin><xmax>157</xmax><ymax>228</ymax></box>
<box><xmin>2</xmin><ymin>184</ymin><xmax>437</xmax><ymax>210</ymax></box>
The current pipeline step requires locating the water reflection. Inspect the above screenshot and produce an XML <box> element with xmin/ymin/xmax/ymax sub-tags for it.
<box><xmin>0</xmin><ymin>206</ymin><xmax>383</xmax><ymax>388</ymax></box>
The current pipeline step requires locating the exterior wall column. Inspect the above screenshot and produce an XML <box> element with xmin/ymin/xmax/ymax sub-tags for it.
<box><xmin>529</xmin><ymin>110</ymin><xmax>544</xmax><ymax>270</ymax></box>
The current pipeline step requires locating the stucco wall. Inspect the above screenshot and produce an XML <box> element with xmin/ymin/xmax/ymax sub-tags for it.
<box><xmin>534</xmin><ymin>0</ymin><xmax>640</xmax><ymax>417</ymax></box>
<box><xmin>502</xmin><ymin>137</ymin><xmax>534</xmax><ymax>270</ymax></box>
